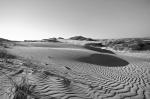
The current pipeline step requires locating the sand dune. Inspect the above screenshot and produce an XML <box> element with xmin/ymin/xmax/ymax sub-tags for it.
<box><xmin>2</xmin><ymin>44</ymin><xmax>150</xmax><ymax>99</ymax></box>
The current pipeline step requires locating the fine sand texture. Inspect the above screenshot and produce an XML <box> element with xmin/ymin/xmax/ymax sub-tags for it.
<box><xmin>3</xmin><ymin>42</ymin><xmax>150</xmax><ymax>99</ymax></box>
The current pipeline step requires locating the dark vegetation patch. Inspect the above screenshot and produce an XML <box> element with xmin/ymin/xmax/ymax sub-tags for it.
<box><xmin>0</xmin><ymin>38</ymin><xmax>11</xmax><ymax>42</ymax></box>
<box><xmin>85</xmin><ymin>38</ymin><xmax>150</xmax><ymax>52</ymax></box>
<box><xmin>0</xmin><ymin>38</ymin><xmax>15</xmax><ymax>48</ymax></box>
<box><xmin>0</xmin><ymin>48</ymin><xmax>17</xmax><ymax>59</ymax></box>
<box><xmin>84</xmin><ymin>43</ymin><xmax>115</xmax><ymax>54</ymax></box>
<box><xmin>105</xmin><ymin>39</ymin><xmax>145</xmax><ymax>51</ymax></box>
<box><xmin>104</xmin><ymin>38</ymin><xmax>150</xmax><ymax>51</ymax></box>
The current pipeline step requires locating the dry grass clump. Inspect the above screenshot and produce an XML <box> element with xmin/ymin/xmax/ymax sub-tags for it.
<box><xmin>0</xmin><ymin>71</ymin><xmax>36</xmax><ymax>99</ymax></box>
<box><xmin>12</xmin><ymin>76</ymin><xmax>36</xmax><ymax>99</ymax></box>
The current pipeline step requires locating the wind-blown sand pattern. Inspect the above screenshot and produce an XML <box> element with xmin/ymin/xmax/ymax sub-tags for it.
<box><xmin>1</xmin><ymin>44</ymin><xmax>150</xmax><ymax>99</ymax></box>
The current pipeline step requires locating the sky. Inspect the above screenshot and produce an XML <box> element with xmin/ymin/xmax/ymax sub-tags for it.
<box><xmin>0</xmin><ymin>0</ymin><xmax>150</xmax><ymax>40</ymax></box>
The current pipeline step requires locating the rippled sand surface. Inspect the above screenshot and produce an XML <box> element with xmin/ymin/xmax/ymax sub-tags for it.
<box><xmin>2</xmin><ymin>45</ymin><xmax>150</xmax><ymax>99</ymax></box>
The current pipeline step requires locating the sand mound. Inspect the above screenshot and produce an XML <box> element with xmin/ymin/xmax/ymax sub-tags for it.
<box><xmin>8</xmin><ymin>46</ymin><xmax>129</xmax><ymax>67</ymax></box>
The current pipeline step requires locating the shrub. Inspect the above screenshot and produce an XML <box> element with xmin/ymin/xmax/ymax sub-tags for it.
<box><xmin>0</xmin><ymin>48</ymin><xmax>16</xmax><ymax>59</ymax></box>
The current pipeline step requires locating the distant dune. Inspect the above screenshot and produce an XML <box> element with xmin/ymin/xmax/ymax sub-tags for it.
<box><xmin>69</xmin><ymin>36</ymin><xmax>97</xmax><ymax>41</ymax></box>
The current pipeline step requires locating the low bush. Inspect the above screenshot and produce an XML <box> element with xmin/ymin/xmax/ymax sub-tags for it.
<box><xmin>0</xmin><ymin>48</ymin><xmax>16</xmax><ymax>59</ymax></box>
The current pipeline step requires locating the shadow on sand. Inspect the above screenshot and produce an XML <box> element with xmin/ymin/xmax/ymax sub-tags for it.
<box><xmin>78</xmin><ymin>54</ymin><xmax>129</xmax><ymax>67</ymax></box>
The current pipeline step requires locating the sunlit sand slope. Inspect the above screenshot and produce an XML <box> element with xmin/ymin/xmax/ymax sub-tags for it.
<box><xmin>7</xmin><ymin>46</ymin><xmax>150</xmax><ymax>99</ymax></box>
